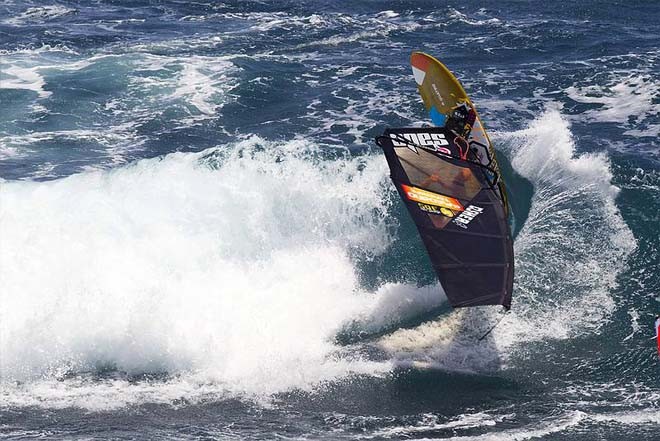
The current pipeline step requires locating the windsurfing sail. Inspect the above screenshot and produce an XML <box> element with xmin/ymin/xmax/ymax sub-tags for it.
<box><xmin>375</xmin><ymin>52</ymin><xmax>514</xmax><ymax>309</ymax></box>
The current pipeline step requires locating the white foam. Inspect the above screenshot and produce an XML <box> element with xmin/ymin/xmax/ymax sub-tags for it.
<box><xmin>4</xmin><ymin>5</ymin><xmax>76</xmax><ymax>25</ymax></box>
<box><xmin>0</xmin><ymin>65</ymin><xmax>51</xmax><ymax>98</ymax></box>
<box><xmin>0</xmin><ymin>137</ymin><xmax>397</xmax><ymax>409</ymax></box>
<box><xmin>128</xmin><ymin>54</ymin><xmax>239</xmax><ymax>124</ymax></box>
<box><xmin>624</xmin><ymin>123</ymin><xmax>660</xmax><ymax>138</ymax></box>
<box><xmin>494</xmin><ymin>108</ymin><xmax>636</xmax><ymax>346</ymax></box>
<box><xmin>377</xmin><ymin>308</ymin><xmax>503</xmax><ymax>373</ymax></box>
<box><xmin>448</xmin><ymin>9</ymin><xmax>502</xmax><ymax>26</ymax></box>
<box><xmin>436</xmin><ymin>411</ymin><xmax>586</xmax><ymax>441</ymax></box>
<box><xmin>171</xmin><ymin>57</ymin><xmax>237</xmax><ymax>115</ymax></box>
<box><xmin>436</xmin><ymin>409</ymin><xmax>660</xmax><ymax>440</ymax></box>
<box><xmin>566</xmin><ymin>73</ymin><xmax>659</xmax><ymax>137</ymax></box>
<box><xmin>0</xmin><ymin>127</ymin><xmax>145</xmax><ymax>169</ymax></box>
<box><xmin>354</xmin><ymin>283</ymin><xmax>448</xmax><ymax>334</ymax></box>
<box><xmin>292</xmin><ymin>13</ymin><xmax>421</xmax><ymax>50</ymax></box>
<box><xmin>129</xmin><ymin>35</ymin><xmax>224</xmax><ymax>53</ymax></box>
<box><xmin>377</xmin><ymin>10</ymin><xmax>400</xmax><ymax>19</ymax></box>
<box><xmin>0</xmin><ymin>48</ymin><xmax>240</xmax><ymax>175</ymax></box>
<box><xmin>0</xmin><ymin>144</ymin><xmax>21</xmax><ymax>161</ymax></box>
<box><xmin>371</xmin><ymin>412</ymin><xmax>503</xmax><ymax>438</ymax></box>
<box><xmin>590</xmin><ymin>409</ymin><xmax>660</xmax><ymax>425</ymax></box>
<box><xmin>622</xmin><ymin>309</ymin><xmax>640</xmax><ymax>341</ymax></box>
<box><xmin>0</xmin><ymin>44</ymin><xmax>78</xmax><ymax>56</ymax></box>
<box><xmin>305</xmin><ymin>70</ymin><xmax>419</xmax><ymax>144</ymax></box>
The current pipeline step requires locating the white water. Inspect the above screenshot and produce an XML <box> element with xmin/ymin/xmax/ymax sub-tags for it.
<box><xmin>0</xmin><ymin>110</ymin><xmax>636</xmax><ymax>409</ymax></box>
<box><xmin>565</xmin><ymin>72</ymin><xmax>660</xmax><ymax>137</ymax></box>
<box><xmin>3</xmin><ymin>5</ymin><xmax>76</xmax><ymax>25</ymax></box>
<box><xmin>499</xmin><ymin>108</ymin><xmax>636</xmax><ymax>344</ymax></box>
<box><xmin>0</xmin><ymin>65</ymin><xmax>51</xmax><ymax>99</ymax></box>
<box><xmin>0</xmin><ymin>137</ymin><xmax>396</xmax><ymax>408</ymax></box>
<box><xmin>0</xmin><ymin>49</ymin><xmax>240</xmax><ymax>168</ymax></box>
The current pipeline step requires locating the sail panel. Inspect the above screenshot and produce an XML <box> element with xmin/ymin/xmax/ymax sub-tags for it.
<box><xmin>378</xmin><ymin>127</ymin><xmax>514</xmax><ymax>309</ymax></box>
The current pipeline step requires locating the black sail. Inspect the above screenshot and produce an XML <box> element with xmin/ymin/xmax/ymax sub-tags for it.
<box><xmin>377</xmin><ymin>127</ymin><xmax>514</xmax><ymax>309</ymax></box>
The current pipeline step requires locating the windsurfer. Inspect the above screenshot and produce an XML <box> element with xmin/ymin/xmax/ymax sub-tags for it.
<box><xmin>445</xmin><ymin>103</ymin><xmax>476</xmax><ymax>138</ymax></box>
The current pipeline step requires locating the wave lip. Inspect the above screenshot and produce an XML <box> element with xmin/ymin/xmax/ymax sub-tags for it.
<box><xmin>496</xmin><ymin>108</ymin><xmax>636</xmax><ymax>345</ymax></box>
<box><xmin>0</xmin><ymin>65</ymin><xmax>51</xmax><ymax>99</ymax></box>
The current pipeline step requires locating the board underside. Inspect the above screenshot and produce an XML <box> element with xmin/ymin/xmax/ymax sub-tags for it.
<box><xmin>410</xmin><ymin>52</ymin><xmax>509</xmax><ymax>211</ymax></box>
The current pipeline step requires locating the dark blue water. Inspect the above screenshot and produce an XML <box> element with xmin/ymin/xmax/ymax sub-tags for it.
<box><xmin>1</xmin><ymin>1</ymin><xmax>659</xmax><ymax>439</ymax></box>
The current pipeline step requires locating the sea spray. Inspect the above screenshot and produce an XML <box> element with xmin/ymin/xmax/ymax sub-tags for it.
<box><xmin>0</xmin><ymin>137</ymin><xmax>395</xmax><ymax>407</ymax></box>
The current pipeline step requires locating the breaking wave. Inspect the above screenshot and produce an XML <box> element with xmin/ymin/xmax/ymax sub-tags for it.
<box><xmin>500</xmin><ymin>108</ymin><xmax>636</xmax><ymax>344</ymax></box>
<box><xmin>0</xmin><ymin>137</ymin><xmax>395</xmax><ymax>408</ymax></box>
<box><xmin>0</xmin><ymin>109</ymin><xmax>636</xmax><ymax>409</ymax></box>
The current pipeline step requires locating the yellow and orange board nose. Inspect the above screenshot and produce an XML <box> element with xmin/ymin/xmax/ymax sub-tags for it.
<box><xmin>410</xmin><ymin>51</ymin><xmax>467</xmax><ymax>125</ymax></box>
<box><xmin>409</xmin><ymin>51</ymin><xmax>509</xmax><ymax>214</ymax></box>
<box><xmin>411</xmin><ymin>52</ymin><xmax>431</xmax><ymax>86</ymax></box>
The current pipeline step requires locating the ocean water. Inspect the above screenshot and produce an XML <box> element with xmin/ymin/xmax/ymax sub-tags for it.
<box><xmin>1</xmin><ymin>1</ymin><xmax>658</xmax><ymax>439</ymax></box>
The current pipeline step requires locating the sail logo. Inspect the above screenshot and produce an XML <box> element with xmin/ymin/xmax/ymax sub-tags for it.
<box><xmin>453</xmin><ymin>205</ymin><xmax>483</xmax><ymax>229</ymax></box>
<box><xmin>418</xmin><ymin>203</ymin><xmax>455</xmax><ymax>218</ymax></box>
<box><xmin>401</xmin><ymin>184</ymin><xmax>464</xmax><ymax>212</ymax></box>
<box><xmin>391</xmin><ymin>132</ymin><xmax>450</xmax><ymax>154</ymax></box>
